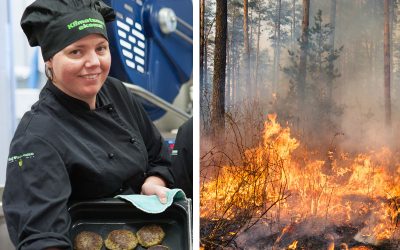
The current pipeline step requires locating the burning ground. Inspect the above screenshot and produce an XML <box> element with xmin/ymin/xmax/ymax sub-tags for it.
<box><xmin>200</xmin><ymin>114</ymin><xmax>400</xmax><ymax>249</ymax></box>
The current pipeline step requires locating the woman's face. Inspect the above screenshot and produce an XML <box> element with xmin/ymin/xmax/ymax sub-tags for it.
<box><xmin>47</xmin><ymin>34</ymin><xmax>111</xmax><ymax>107</ymax></box>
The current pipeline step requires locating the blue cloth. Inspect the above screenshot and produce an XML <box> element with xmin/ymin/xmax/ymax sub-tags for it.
<box><xmin>116</xmin><ymin>189</ymin><xmax>186</xmax><ymax>214</ymax></box>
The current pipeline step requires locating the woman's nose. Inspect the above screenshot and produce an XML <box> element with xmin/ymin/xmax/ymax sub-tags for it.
<box><xmin>85</xmin><ymin>51</ymin><xmax>100</xmax><ymax>67</ymax></box>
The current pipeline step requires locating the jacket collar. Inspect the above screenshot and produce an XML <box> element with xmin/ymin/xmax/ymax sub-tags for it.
<box><xmin>44</xmin><ymin>80</ymin><xmax>110</xmax><ymax>112</ymax></box>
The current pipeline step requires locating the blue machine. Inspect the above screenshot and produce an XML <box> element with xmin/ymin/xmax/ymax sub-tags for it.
<box><xmin>103</xmin><ymin>0</ymin><xmax>193</xmax><ymax>120</ymax></box>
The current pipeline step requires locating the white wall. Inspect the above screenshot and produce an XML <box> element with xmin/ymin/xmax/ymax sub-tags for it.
<box><xmin>0</xmin><ymin>0</ymin><xmax>16</xmax><ymax>186</ymax></box>
<box><xmin>13</xmin><ymin>0</ymin><xmax>36</xmax><ymax>70</ymax></box>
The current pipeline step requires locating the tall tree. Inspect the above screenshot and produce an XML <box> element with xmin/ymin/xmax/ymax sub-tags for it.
<box><xmin>298</xmin><ymin>0</ymin><xmax>310</xmax><ymax>108</ymax></box>
<box><xmin>291</xmin><ymin>0</ymin><xmax>297</xmax><ymax>48</ymax></box>
<box><xmin>255</xmin><ymin>9</ymin><xmax>261</xmax><ymax>94</ymax></box>
<box><xmin>226</xmin><ymin>30</ymin><xmax>231</xmax><ymax>108</ymax></box>
<box><xmin>327</xmin><ymin>0</ymin><xmax>337</xmax><ymax>103</ymax></box>
<box><xmin>211</xmin><ymin>0</ymin><xmax>228</xmax><ymax>133</ymax></box>
<box><xmin>200</xmin><ymin>2</ymin><xmax>216</xmax><ymax>131</ymax></box>
<box><xmin>227</xmin><ymin>0</ymin><xmax>242</xmax><ymax>105</ymax></box>
<box><xmin>384</xmin><ymin>0</ymin><xmax>392</xmax><ymax>126</ymax></box>
<box><xmin>283</xmin><ymin>10</ymin><xmax>343</xmax><ymax>143</ymax></box>
<box><xmin>273</xmin><ymin>0</ymin><xmax>282</xmax><ymax>92</ymax></box>
<box><xmin>204</xmin><ymin>13</ymin><xmax>216</xmax><ymax>100</ymax></box>
<box><xmin>230</xmin><ymin>4</ymin><xmax>238</xmax><ymax>105</ymax></box>
<box><xmin>243</xmin><ymin>0</ymin><xmax>251</xmax><ymax>97</ymax></box>
<box><xmin>251</xmin><ymin>0</ymin><xmax>265</xmax><ymax>98</ymax></box>
<box><xmin>200</xmin><ymin>0</ymin><xmax>205</xmax><ymax>104</ymax></box>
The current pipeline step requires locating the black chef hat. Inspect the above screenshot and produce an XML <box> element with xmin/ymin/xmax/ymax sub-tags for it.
<box><xmin>21</xmin><ymin>0</ymin><xmax>116</xmax><ymax>61</ymax></box>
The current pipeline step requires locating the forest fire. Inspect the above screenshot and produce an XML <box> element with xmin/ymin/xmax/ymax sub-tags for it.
<box><xmin>200</xmin><ymin>114</ymin><xmax>400</xmax><ymax>249</ymax></box>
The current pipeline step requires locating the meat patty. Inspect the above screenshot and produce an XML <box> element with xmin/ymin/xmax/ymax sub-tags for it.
<box><xmin>104</xmin><ymin>229</ymin><xmax>138</xmax><ymax>250</ymax></box>
<box><xmin>74</xmin><ymin>231</ymin><xmax>103</xmax><ymax>250</ymax></box>
<box><xmin>148</xmin><ymin>245</ymin><xmax>170</xmax><ymax>250</ymax></box>
<box><xmin>136</xmin><ymin>224</ymin><xmax>166</xmax><ymax>247</ymax></box>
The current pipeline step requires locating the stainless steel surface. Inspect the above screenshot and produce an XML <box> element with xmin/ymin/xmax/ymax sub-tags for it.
<box><xmin>157</xmin><ymin>8</ymin><xmax>193</xmax><ymax>44</ymax></box>
<box><xmin>176</xmin><ymin>16</ymin><xmax>192</xmax><ymax>31</ymax></box>
<box><xmin>123</xmin><ymin>82</ymin><xmax>191</xmax><ymax>121</ymax></box>
<box><xmin>174</xmin><ymin>29</ymin><xmax>193</xmax><ymax>44</ymax></box>
<box><xmin>158</xmin><ymin>8</ymin><xmax>177</xmax><ymax>34</ymax></box>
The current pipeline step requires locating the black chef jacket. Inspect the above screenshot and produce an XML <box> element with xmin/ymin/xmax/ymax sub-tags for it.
<box><xmin>3</xmin><ymin>76</ymin><xmax>174</xmax><ymax>250</ymax></box>
<box><xmin>171</xmin><ymin>117</ymin><xmax>193</xmax><ymax>199</ymax></box>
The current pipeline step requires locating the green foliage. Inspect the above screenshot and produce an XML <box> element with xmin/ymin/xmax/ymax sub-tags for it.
<box><xmin>265</xmin><ymin>0</ymin><xmax>299</xmax><ymax>48</ymax></box>
<box><xmin>280</xmin><ymin>10</ymin><xmax>344</xmax><ymax>143</ymax></box>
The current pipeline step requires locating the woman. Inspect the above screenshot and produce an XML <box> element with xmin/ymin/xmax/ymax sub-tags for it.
<box><xmin>3</xmin><ymin>1</ymin><xmax>173</xmax><ymax>249</ymax></box>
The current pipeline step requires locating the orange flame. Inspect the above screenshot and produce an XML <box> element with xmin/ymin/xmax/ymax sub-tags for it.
<box><xmin>201</xmin><ymin>114</ymin><xmax>400</xmax><ymax>244</ymax></box>
<box><xmin>287</xmin><ymin>240</ymin><xmax>298</xmax><ymax>249</ymax></box>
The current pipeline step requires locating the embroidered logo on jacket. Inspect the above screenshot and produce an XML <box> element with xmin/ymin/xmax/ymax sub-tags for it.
<box><xmin>8</xmin><ymin>153</ymin><xmax>35</xmax><ymax>169</ymax></box>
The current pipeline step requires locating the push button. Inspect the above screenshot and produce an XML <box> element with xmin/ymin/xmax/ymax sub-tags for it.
<box><xmin>108</xmin><ymin>153</ymin><xmax>115</xmax><ymax>159</ymax></box>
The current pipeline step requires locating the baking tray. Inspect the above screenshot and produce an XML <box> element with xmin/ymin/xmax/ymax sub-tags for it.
<box><xmin>68</xmin><ymin>198</ymin><xmax>192</xmax><ymax>250</ymax></box>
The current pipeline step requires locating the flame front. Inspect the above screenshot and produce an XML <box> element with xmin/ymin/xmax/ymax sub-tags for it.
<box><xmin>287</xmin><ymin>240</ymin><xmax>298</xmax><ymax>249</ymax></box>
<box><xmin>201</xmin><ymin>114</ymin><xmax>400</xmax><ymax>245</ymax></box>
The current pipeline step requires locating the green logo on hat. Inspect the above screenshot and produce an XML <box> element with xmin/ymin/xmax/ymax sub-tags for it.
<box><xmin>67</xmin><ymin>18</ymin><xmax>105</xmax><ymax>31</ymax></box>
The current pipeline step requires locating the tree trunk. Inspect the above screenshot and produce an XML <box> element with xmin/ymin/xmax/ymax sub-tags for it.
<box><xmin>390</xmin><ymin>0</ymin><xmax>394</xmax><ymax>106</ymax></box>
<box><xmin>200</xmin><ymin>0</ymin><xmax>205</xmax><ymax>95</ymax></box>
<box><xmin>243</xmin><ymin>0</ymin><xmax>251</xmax><ymax>98</ymax></box>
<box><xmin>204</xmin><ymin>39</ymin><xmax>208</xmax><ymax>102</ymax></box>
<box><xmin>384</xmin><ymin>0</ymin><xmax>392</xmax><ymax>127</ymax></box>
<box><xmin>298</xmin><ymin>0</ymin><xmax>310</xmax><ymax>109</ymax></box>
<box><xmin>200</xmin><ymin>0</ymin><xmax>205</xmax><ymax>90</ymax></box>
<box><xmin>255</xmin><ymin>11</ymin><xmax>261</xmax><ymax>98</ymax></box>
<box><xmin>204</xmin><ymin>36</ymin><xmax>208</xmax><ymax>99</ymax></box>
<box><xmin>273</xmin><ymin>0</ymin><xmax>282</xmax><ymax>93</ymax></box>
<box><xmin>250</xmin><ymin>9</ymin><xmax>253</xmax><ymax>52</ymax></box>
<box><xmin>249</xmin><ymin>8</ymin><xmax>253</xmax><ymax>87</ymax></box>
<box><xmin>204</xmin><ymin>17</ymin><xmax>216</xmax><ymax>109</ymax></box>
<box><xmin>211</xmin><ymin>0</ymin><xmax>227</xmax><ymax>134</ymax></box>
<box><xmin>231</xmin><ymin>6</ymin><xmax>238</xmax><ymax>105</ymax></box>
<box><xmin>328</xmin><ymin>0</ymin><xmax>336</xmax><ymax>105</ymax></box>
<box><xmin>291</xmin><ymin>0</ymin><xmax>296</xmax><ymax>49</ymax></box>
<box><xmin>226</xmin><ymin>31</ymin><xmax>231</xmax><ymax>109</ymax></box>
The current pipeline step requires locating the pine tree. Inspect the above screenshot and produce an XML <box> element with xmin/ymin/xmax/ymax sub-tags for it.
<box><xmin>282</xmin><ymin>10</ymin><xmax>343</xmax><ymax>142</ymax></box>
<box><xmin>211</xmin><ymin>0</ymin><xmax>228</xmax><ymax>134</ymax></box>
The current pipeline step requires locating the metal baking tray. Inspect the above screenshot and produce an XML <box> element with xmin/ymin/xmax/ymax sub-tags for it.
<box><xmin>68</xmin><ymin>198</ymin><xmax>192</xmax><ymax>250</ymax></box>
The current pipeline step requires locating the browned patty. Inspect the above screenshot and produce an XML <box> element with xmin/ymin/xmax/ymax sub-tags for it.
<box><xmin>136</xmin><ymin>225</ymin><xmax>166</xmax><ymax>248</ymax></box>
<box><xmin>148</xmin><ymin>245</ymin><xmax>170</xmax><ymax>250</ymax></box>
<box><xmin>74</xmin><ymin>231</ymin><xmax>103</xmax><ymax>250</ymax></box>
<box><xmin>104</xmin><ymin>229</ymin><xmax>138</xmax><ymax>250</ymax></box>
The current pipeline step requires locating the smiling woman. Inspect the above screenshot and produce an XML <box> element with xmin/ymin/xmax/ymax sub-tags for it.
<box><xmin>2</xmin><ymin>1</ymin><xmax>174</xmax><ymax>250</ymax></box>
<box><xmin>48</xmin><ymin>34</ymin><xmax>111</xmax><ymax>109</ymax></box>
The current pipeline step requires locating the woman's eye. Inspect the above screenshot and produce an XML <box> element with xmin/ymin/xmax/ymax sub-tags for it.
<box><xmin>97</xmin><ymin>46</ymin><xmax>108</xmax><ymax>53</ymax></box>
<box><xmin>70</xmin><ymin>50</ymin><xmax>81</xmax><ymax>55</ymax></box>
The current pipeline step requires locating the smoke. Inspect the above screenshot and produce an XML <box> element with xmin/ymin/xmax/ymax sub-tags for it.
<box><xmin>334</xmin><ymin>49</ymin><xmax>400</xmax><ymax>152</ymax></box>
<box><xmin>338</xmin><ymin>85</ymin><xmax>398</xmax><ymax>152</ymax></box>
<box><xmin>320</xmin><ymin>0</ymin><xmax>400</xmax><ymax>152</ymax></box>
<box><xmin>281</xmin><ymin>0</ymin><xmax>400</xmax><ymax>152</ymax></box>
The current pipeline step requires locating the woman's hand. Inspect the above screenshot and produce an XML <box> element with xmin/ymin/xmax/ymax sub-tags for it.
<box><xmin>141</xmin><ymin>176</ymin><xmax>170</xmax><ymax>204</ymax></box>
